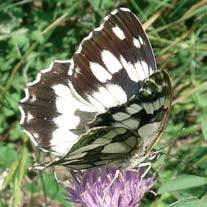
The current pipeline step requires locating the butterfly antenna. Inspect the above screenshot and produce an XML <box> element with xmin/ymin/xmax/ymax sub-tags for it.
<box><xmin>154</xmin><ymin>140</ymin><xmax>190</xmax><ymax>164</ymax></box>
<box><xmin>161</xmin><ymin>151</ymin><xmax>203</xmax><ymax>177</ymax></box>
<box><xmin>161</xmin><ymin>152</ymin><xmax>189</xmax><ymax>163</ymax></box>
<box><xmin>156</xmin><ymin>139</ymin><xmax>177</xmax><ymax>152</ymax></box>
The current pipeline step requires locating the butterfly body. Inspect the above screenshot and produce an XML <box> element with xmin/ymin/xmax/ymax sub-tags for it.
<box><xmin>19</xmin><ymin>8</ymin><xmax>172</xmax><ymax>170</ymax></box>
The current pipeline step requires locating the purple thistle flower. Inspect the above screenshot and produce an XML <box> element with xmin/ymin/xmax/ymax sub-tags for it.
<box><xmin>67</xmin><ymin>166</ymin><xmax>155</xmax><ymax>207</ymax></box>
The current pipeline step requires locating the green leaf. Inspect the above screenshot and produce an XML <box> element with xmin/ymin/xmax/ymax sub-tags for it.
<box><xmin>201</xmin><ymin>120</ymin><xmax>207</xmax><ymax>141</ymax></box>
<box><xmin>195</xmin><ymin>93</ymin><xmax>207</xmax><ymax>108</ymax></box>
<box><xmin>0</xmin><ymin>145</ymin><xmax>19</xmax><ymax>167</ymax></box>
<box><xmin>2</xmin><ymin>107</ymin><xmax>15</xmax><ymax>117</ymax></box>
<box><xmin>11</xmin><ymin>28</ymin><xmax>29</xmax><ymax>47</ymax></box>
<box><xmin>0</xmin><ymin>116</ymin><xmax>8</xmax><ymax>134</ymax></box>
<box><xmin>9</xmin><ymin>123</ymin><xmax>22</xmax><ymax>141</ymax></box>
<box><xmin>6</xmin><ymin>93</ymin><xmax>21</xmax><ymax>110</ymax></box>
<box><xmin>3</xmin><ymin>146</ymin><xmax>28</xmax><ymax>207</ymax></box>
<box><xmin>171</xmin><ymin>196</ymin><xmax>207</xmax><ymax>207</ymax></box>
<box><xmin>31</xmin><ymin>30</ymin><xmax>44</xmax><ymax>44</ymax></box>
<box><xmin>158</xmin><ymin>175</ymin><xmax>207</xmax><ymax>194</ymax></box>
<box><xmin>27</xmin><ymin>173</ymin><xmax>73</xmax><ymax>207</ymax></box>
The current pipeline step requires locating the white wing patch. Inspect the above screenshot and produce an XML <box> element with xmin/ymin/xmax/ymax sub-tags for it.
<box><xmin>106</xmin><ymin>84</ymin><xmax>127</xmax><ymax>104</ymax></box>
<box><xmin>87</xmin><ymin>95</ymin><xmax>106</xmax><ymax>112</ymax></box>
<box><xmin>26</xmin><ymin>112</ymin><xmax>34</xmax><ymax>122</ymax></box>
<box><xmin>133</xmin><ymin>38</ymin><xmax>141</xmax><ymax>48</ymax></box>
<box><xmin>87</xmin><ymin>83</ymin><xmax>127</xmax><ymax>110</ymax></box>
<box><xmin>120</xmin><ymin>56</ymin><xmax>139</xmax><ymax>82</ymax></box>
<box><xmin>51</xmin><ymin>84</ymin><xmax>95</xmax><ymax>154</ymax></box>
<box><xmin>101</xmin><ymin>50</ymin><xmax>122</xmax><ymax>74</ymax></box>
<box><xmin>54</xmin><ymin>115</ymin><xmax>80</xmax><ymax>129</ymax></box>
<box><xmin>90</xmin><ymin>62</ymin><xmax>112</xmax><ymax>83</ymax></box>
<box><xmin>51</xmin><ymin>129</ymin><xmax>78</xmax><ymax>155</ymax></box>
<box><xmin>112</xmin><ymin>25</ymin><xmax>125</xmax><ymax>40</ymax></box>
<box><xmin>92</xmin><ymin>86</ymin><xmax>120</xmax><ymax>108</ymax></box>
<box><xmin>138</xmin><ymin>36</ymin><xmax>144</xmax><ymax>45</ymax></box>
<box><xmin>52</xmin><ymin>84</ymin><xmax>94</xmax><ymax>114</ymax></box>
<box><xmin>141</xmin><ymin>60</ymin><xmax>151</xmax><ymax>77</ymax></box>
<box><xmin>134</xmin><ymin>61</ymin><xmax>147</xmax><ymax>80</ymax></box>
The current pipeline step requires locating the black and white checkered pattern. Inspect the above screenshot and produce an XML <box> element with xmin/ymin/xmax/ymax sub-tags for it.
<box><xmin>19</xmin><ymin>8</ymin><xmax>172</xmax><ymax>170</ymax></box>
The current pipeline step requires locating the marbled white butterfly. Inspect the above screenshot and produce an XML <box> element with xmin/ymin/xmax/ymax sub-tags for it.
<box><xmin>19</xmin><ymin>8</ymin><xmax>172</xmax><ymax>170</ymax></box>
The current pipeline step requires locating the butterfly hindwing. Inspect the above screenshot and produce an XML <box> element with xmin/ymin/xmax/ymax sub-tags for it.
<box><xmin>44</xmin><ymin>127</ymin><xmax>142</xmax><ymax>170</ymax></box>
<box><xmin>136</xmin><ymin>69</ymin><xmax>172</xmax><ymax>151</ymax></box>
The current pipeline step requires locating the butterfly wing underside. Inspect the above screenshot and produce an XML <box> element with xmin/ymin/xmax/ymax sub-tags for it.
<box><xmin>19</xmin><ymin>8</ymin><xmax>172</xmax><ymax>170</ymax></box>
<box><xmin>46</xmin><ymin>70</ymin><xmax>172</xmax><ymax>170</ymax></box>
<box><xmin>19</xmin><ymin>61</ymin><xmax>98</xmax><ymax>155</ymax></box>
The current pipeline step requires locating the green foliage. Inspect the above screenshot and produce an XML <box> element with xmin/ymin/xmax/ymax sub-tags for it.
<box><xmin>0</xmin><ymin>144</ymin><xmax>19</xmax><ymax>167</ymax></box>
<box><xmin>0</xmin><ymin>0</ymin><xmax>206</xmax><ymax>206</ymax></box>
<box><xmin>170</xmin><ymin>196</ymin><xmax>207</xmax><ymax>207</ymax></box>
<box><xmin>158</xmin><ymin>175</ymin><xmax>207</xmax><ymax>194</ymax></box>
<box><xmin>26</xmin><ymin>173</ymin><xmax>72</xmax><ymax>207</ymax></box>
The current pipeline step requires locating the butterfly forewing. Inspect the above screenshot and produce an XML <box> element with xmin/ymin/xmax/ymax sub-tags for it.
<box><xmin>69</xmin><ymin>8</ymin><xmax>157</xmax><ymax>112</ymax></box>
<box><xmin>19</xmin><ymin>8</ymin><xmax>172</xmax><ymax>170</ymax></box>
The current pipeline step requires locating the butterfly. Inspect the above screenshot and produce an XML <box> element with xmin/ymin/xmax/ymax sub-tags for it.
<box><xmin>19</xmin><ymin>8</ymin><xmax>172</xmax><ymax>170</ymax></box>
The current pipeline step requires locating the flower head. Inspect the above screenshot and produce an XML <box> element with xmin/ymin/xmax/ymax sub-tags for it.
<box><xmin>67</xmin><ymin>166</ymin><xmax>155</xmax><ymax>207</ymax></box>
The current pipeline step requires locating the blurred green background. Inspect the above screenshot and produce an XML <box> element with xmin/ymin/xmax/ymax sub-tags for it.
<box><xmin>0</xmin><ymin>0</ymin><xmax>207</xmax><ymax>206</ymax></box>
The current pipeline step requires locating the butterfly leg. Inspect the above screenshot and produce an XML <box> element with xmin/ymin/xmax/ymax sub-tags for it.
<box><xmin>29</xmin><ymin>157</ymin><xmax>61</xmax><ymax>172</ymax></box>
<box><xmin>103</xmin><ymin>168</ymin><xmax>121</xmax><ymax>201</ymax></box>
<box><xmin>138</xmin><ymin>162</ymin><xmax>152</xmax><ymax>178</ymax></box>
